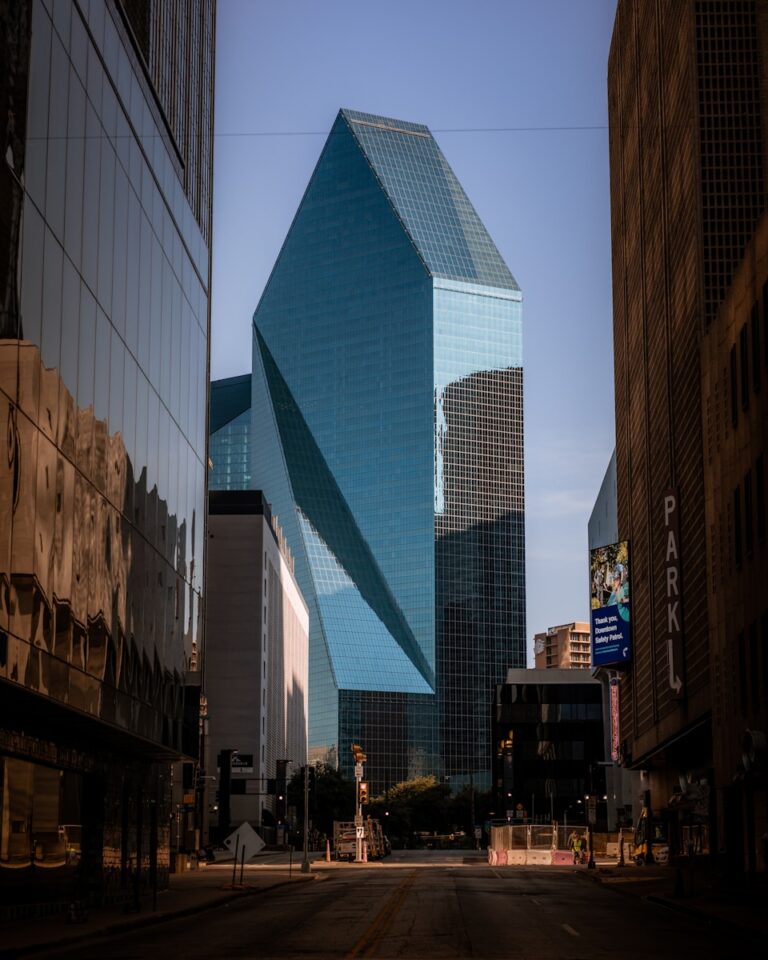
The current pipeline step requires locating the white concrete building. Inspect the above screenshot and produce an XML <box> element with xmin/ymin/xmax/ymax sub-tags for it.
<box><xmin>205</xmin><ymin>491</ymin><xmax>308</xmax><ymax>837</ymax></box>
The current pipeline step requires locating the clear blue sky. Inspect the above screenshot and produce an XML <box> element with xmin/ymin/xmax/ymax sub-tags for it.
<box><xmin>211</xmin><ymin>0</ymin><xmax>618</xmax><ymax>663</ymax></box>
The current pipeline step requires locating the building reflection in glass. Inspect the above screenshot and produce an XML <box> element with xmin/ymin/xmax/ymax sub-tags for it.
<box><xmin>0</xmin><ymin>342</ymin><xmax>198</xmax><ymax>742</ymax></box>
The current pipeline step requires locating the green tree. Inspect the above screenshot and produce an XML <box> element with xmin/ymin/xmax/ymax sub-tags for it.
<box><xmin>368</xmin><ymin>776</ymin><xmax>451</xmax><ymax>846</ymax></box>
<box><xmin>287</xmin><ymin>763</ymin><xmax>355</xmax><ymax>837</ymax></box>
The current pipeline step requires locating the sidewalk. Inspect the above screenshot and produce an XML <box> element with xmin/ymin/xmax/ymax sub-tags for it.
<box><xmin>582</xmin><ymin>860</ymin><xmax>768</xmax><ymax>940</ymax></box>
<box><xmin>0</xmin><ymin>862</ymin><xmax>316</xmax><ymax>959</ymax></box>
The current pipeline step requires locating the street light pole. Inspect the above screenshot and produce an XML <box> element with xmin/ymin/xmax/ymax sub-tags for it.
<box><xmin>351</xmin><ymin>744</ymin><xmax>367</xmax><ymax>863</ymax></box>
<box><xmin>301</xmin><ymin>765</ymin><xmax>311</xmax><ymax>874</ymax></box>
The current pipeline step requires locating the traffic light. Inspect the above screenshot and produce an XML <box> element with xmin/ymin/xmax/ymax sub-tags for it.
<box><xmin>351</xmin><ymin>743</ymin><xmax>367</xmax><ymax>763</ymax></box>
<box><xmin>359</xmin><ymin>782</ymin><xmax>369</xmax><ymax>805</ymax></box>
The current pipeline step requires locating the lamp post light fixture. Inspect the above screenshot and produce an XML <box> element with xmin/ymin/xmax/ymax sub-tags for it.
<box><xmin>301</xmin><ymin>765</ymin><xmax>311</xmax><ymax>874</ymax></box>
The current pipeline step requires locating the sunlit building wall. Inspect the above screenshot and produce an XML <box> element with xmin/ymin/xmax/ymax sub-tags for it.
<box><xmin>205</xmin><ymin>491</ymin><xmax>308</xmax><ymax>839</ymax></box>
<box><xmin>0</xmin><ymin>0</ymin><xmax>214</xmax><ymax>911</ymax></box>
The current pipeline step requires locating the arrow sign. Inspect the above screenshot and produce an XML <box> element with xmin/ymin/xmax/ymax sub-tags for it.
<box><xmin>667</xmin><ymin>637</ymin><xmax>683</xmax><ymax>696</ymax></box>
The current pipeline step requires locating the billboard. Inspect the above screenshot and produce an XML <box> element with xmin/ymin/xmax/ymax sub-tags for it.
<box><xmin>590</xmin><ymin>541</ymin><xmax>631</xmax><ymax>667</ymax></box>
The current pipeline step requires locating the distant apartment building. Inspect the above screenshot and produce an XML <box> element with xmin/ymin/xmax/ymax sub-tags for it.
<box><xmin>205</xmin><ymin>491</ymin><xmax>308</xmax><ymax>841</ymax></box>
<box><xmin>0</xmin><ymin>0</ymin><xmax>214</xmax><ymax>911</ymax></box>
<box><xmin>209</xmin><ymin>374</ymin><xmax>252</xmax><ymax>491</ymax></box>
<box><xmin>533</xmin><ymin>622</ymin><xmax>591</xmax><ymax>670</ymax></box>
<box><xmin>608</xmin><ymin>0</ymin><xmax>768</xmax><ymax>870</ymax></box>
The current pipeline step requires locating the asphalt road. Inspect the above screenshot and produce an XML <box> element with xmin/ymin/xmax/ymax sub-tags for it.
<box><xmin>40</xmin><ymin>852</ymin><xmax>759</xmax><ymax>959</ymax></box>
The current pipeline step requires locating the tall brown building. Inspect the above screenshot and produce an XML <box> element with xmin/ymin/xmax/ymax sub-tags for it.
<box><xmin>608</xmin><ymin>0</ymin><xmax>768</xmax><ymax>871</ymax></box>
<box><xmin>701</xmin><ymin>213</ymin><xmax>768</xmax><ymax>875</ymax></box>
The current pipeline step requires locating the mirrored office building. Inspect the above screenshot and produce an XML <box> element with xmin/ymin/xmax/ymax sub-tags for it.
<box><xmin>209</xmin><ymin>374</ymin><xmax>252</xmax><ymax>491</ymax></box>
<box><xmin>252</xmin><ymin>110</ymin><xmax>525</xmax><ymax>792</ymax></box>
<box><xmin>0</xmin><ymin>0</ymin><xmax>214</xmax><ymax>912</ymax></box>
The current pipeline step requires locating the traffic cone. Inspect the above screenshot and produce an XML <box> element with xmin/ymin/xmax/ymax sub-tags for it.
<box><xmin>325</xmin><ymin>839</ymin><xmax>331</xmax><ymax>863</ymax></box>
<box><xmin>362</xmin><ymin>841</ymin><xmax>368</xmax><ymax>863</ymax></box>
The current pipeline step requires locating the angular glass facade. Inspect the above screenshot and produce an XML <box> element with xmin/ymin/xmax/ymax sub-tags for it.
<box><xmin>252</xmin><ymin>110</ymin><xmax>524</xmax><ymax>791</ymax></box>
<box><xmin>209</xmin><ymin>374</ymin><xmax>252</xmax><ymax>491</ymax></box>
<box><xmin>0</xmin><ymin>0</ymin><xmax>214</xmax><ymax>909</ymax></box>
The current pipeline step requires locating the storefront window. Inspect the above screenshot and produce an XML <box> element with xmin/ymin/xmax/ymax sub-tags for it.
<box><xmin>0</xmin><ymin>758</ymin><xmax>82</xmax><ymax>868</ymax></box>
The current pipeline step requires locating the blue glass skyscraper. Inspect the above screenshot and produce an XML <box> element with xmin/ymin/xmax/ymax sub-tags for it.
<box><xmin>252</xmin><ymin>110</ymin><xmax>525</xmax><ymax>790</ymax></box>
<box><xmin>209</xmin><ymin>374</ymin><xmax>252</xmax><ymax>491</ymax></box>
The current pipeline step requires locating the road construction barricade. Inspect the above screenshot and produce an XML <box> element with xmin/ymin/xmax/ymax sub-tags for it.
<box><xmin>490</xmin><ymin>824</ymin><xmax>622</xmax><ymax>866</ymax></box>
<box><xmin>488</xmin><ymin>824</ymin><xmax>557</xmax><ymax>865</ymax></box>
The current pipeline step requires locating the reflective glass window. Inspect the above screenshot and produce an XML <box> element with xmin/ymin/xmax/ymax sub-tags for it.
<box><xmin>41</xmin><ymin>226</ymin><xmax>63</xmax><ymax>377</ymax></box>
<box><xmin>45</xmin><ymin>32</ymin><xmax>69</xmax><ymax>243</ymax></box>
<box><xmin>93</xmin><ymin>306</ymin><xmax>110</xmax><ymax>423</ymax></box>
<box><xmin>64</xmin><ymin>67</ymin><xmax>86</xmax><ymax>270</ymax></box>
<box><xmin>25</xmin><ymin>5</ymin><xmax>51</xmax><ymax>210</ymax></box>
<box><xmin>97</xmin><ymin>137</ymin><xmax>115</xmax><ymax>311</ymax></box>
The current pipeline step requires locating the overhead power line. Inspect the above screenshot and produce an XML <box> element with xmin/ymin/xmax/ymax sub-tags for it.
<box><xmin>213</xmin><ymin>125</ymin><xmax>608</xmax><ymax>137</ymax></box>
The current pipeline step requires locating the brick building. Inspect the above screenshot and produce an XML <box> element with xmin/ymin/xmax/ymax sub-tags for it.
<box><xmin>608</xmin><ymin>0</ymin><xmax>768</xmax><ymax>870</ymax></box>
<box><xmin>701</xmin><ymin>213</ymin><xmax>768</xmax><ymax>875</ymax></box>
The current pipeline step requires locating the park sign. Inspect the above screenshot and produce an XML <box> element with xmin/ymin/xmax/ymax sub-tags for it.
<box><xmin>590</xmin><ymin>541</ymin><xmax>631</xmax><ymax>667</ymax></box>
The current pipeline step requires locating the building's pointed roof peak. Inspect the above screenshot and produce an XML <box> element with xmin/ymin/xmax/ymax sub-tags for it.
<box><xmin>337</xmin><ymin>108</ymin><xmax>519</xmax><ymax>292</ymax></box>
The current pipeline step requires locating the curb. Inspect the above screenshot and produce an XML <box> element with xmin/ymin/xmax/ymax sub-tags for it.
<box><xmin>578</xmin><ymin>869</ymin><xmax>764</xmax><ymax>944</ymax></box>
<box><xmin>645</xmin><ymin>894</ymin><xmax>764</xmax><ymax>944</ymax></box>
<box><xmin>0</xmin><ymin>876</ymin><xmax>316</xmax><ymax>959</ymax></box>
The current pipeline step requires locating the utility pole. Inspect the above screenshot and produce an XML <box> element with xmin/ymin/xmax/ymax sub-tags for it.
<box><xmin>351</xmin><ymin>744</ymin><xmax>367</xmax><ymax>862</ymax></box>
<box><xmin>470</xmin><ymin>772</ymin><xmax>477</xmax><ymax>849</ymax></box>
<box><xmin>301</xmin><ymin>765</ymin><xmax>311</xmax><ymax>873</ymax></box>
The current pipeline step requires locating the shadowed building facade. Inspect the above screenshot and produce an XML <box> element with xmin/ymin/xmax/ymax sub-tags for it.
<box><xmin>251</xmin><ymin>110</ymin><xmax>525</xmax><ymax>792</ymax></box>
<box><xmin>0</xmin><ymin>0</ymin><xmax>214</xmax><ymax>910</ymax></box>
<box><xmin>608</xmin><ymin>0</ymin><xmax>768</xmax><ymax>869</ymax></box>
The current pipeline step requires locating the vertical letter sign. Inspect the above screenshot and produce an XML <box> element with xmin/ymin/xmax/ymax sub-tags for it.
<box><xmin>664</xmin><ymin>488</ymin><xmax>685</xmax><ymax>700</ymax></box>
<box><xmin>590</xmin><ymin>541</ymin><xmax>631</xmax><ymax>667</ymax></box>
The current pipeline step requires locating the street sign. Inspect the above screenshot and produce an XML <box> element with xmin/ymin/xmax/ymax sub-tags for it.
<box><xmin>223</xmin><ymin>821</ymin><xmax>265</xmax><ymax>862</ymax></box>
<box><xmin>474</xmin><ymin>827</ymin><xmax>482</xmax><ymax>840</ymax></box>
<box><xmin>587</xmin><ymin>797</ymin><xmax>597</xmax><ymax>825</ymax></box>
<box><xmin>356</xmin><ymin>826</ymin><xmax>365</xmax><ymax>839</ymax></box>
<box><xmin>354</xmin><ymin>762</ymin><xmax>363</xmax><ymax>778</ymax></box>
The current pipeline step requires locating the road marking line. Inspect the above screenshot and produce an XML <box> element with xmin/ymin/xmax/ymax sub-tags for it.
<box><xmin>562</xmin><ymin>923</ymin><xmax>580</xmax><ymax>937</ymax></box>
<box><xmin>346</xmin><ymin>871</ymin><xmax>417</xmax><ymax>958</ymax></box>
<box><xmin>530</xmin><ymin>897</ymin><xmax>541</xmax><ymax>905</ymax></box>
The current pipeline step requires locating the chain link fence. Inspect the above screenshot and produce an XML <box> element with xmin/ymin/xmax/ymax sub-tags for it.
<box><xmin>488</xmin><ymin>823</ymin><xmax>629</xmax><ymax>865</ymax></box>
